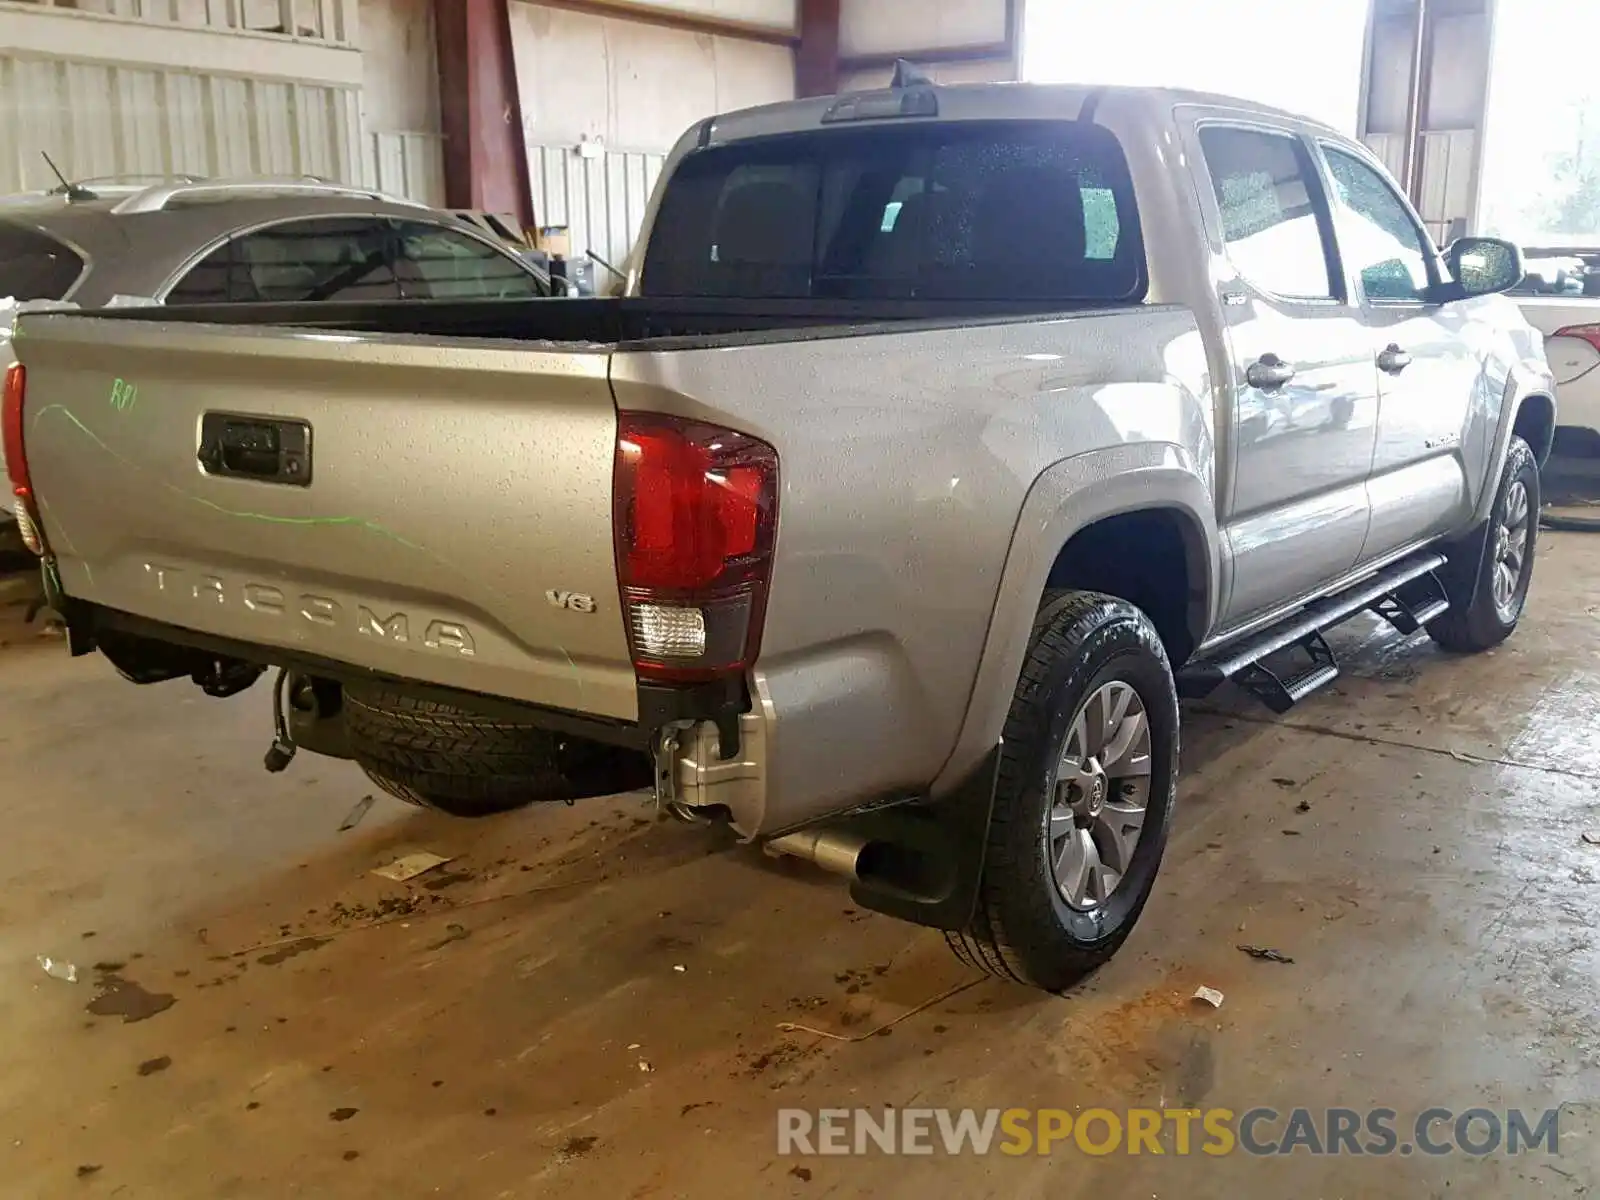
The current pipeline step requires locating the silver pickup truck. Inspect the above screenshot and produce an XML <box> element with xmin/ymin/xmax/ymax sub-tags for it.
<box><xmin>3</xmin><ymin>79</ymin><xmax>1556</xmax><ymax>992</ymax></box>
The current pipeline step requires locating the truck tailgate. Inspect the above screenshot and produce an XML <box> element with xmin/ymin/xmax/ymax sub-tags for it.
<box><xmin>16</xmin><ymin>314</ymin><xmax>639</xmax><ymax>721</ymax></box>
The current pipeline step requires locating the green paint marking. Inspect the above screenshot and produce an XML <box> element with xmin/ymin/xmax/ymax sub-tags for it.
<box><xmin>109</xmin><ymin>378</ymin><xmax>138</xmax><ymax>412</ymax></box>
<box><xmin>31</xmin><ymin>404</ymin><xmax>424</xmax><ymax>550</ymax></box>
<box><xmin>33</xmin><ymin>494</ymin><xmax>92</xmax><ymax>588</ymax></box>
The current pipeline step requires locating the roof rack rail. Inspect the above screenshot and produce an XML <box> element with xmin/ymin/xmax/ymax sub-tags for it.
<box><xmin>70</xmin><ymin>173</ymin><xmax>208</xmax><ymax>189</ymax></box>
<box><xmin>111</xmin><ymin>177</ymin><xmax>420</xmax><ymax>215</ymax></box>
<box><xmin>0</xmin><ymin>173</ymin><xmax>210</xmax><ymax>207</ymax></box>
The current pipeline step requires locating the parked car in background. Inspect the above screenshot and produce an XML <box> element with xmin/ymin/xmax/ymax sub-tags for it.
<box><xmin>0</xmin><ymin>177</ymin><xmax>565</xmax><ymax>538</ymax></box>
<box><xmin>1520</xmin><ymin>251</ymin><xmax>1590</xmax><ymax>296</ymax></box>
<box><xmin>1512</xmin><ymin>244</ymin><xmax>1600</xmax><ymax>451</ymax></box>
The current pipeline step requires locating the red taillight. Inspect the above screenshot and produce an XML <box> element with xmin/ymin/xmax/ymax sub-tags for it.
<box><xmin>2</xmin><ymin>364</ymin><xmax>25</xmax><ymax>495</ymax></box>
<box><xmin>614</xmin><ymin>413</ymin><xmax>779</xmax><ymax>682</ymax></box>
<box><xmin>1554</xmin><ymin>324</ymin><xmax>1600</xmax><ymax>355</ymax></box>
<box><xmin>2</xmin><ymin>362</ymin><xmax>43</xmax><ymax>556</ymax></box>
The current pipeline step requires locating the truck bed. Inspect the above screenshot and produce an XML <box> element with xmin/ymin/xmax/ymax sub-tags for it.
<box><xmin>86</xmin><ymin>294</ymin><xmax>1103</xmax><ymax>348</ymax></box>
<box><xmin>13</xmin><ymin>293</ymin><xmax>1172</xmax><ymax>747</ymax></box>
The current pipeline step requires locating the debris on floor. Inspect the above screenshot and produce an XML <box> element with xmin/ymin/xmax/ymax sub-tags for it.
<box><xmin>1237</xmin><ymin>945</ymin><xmax>1295</xmax><ymax>964</ymax></box>
<box><xmin>778</xmin><ymin>977</ymin><xmax>984</xmax><ymax>1042</ymax></box>
<box><xmin>371</xmin><ymin>852</ymin><xmax>453</xmax><ymax>882</ymax></box>
<box><xmin>338</xmin><ymin>794</ymin><xmax>377</xmax><ymax>832</ymax></box>
<box><xmin>1582</xmin><ymin>832</ymin><xmax>1600</xmax><ymax>846</ymax></box>
<box><xmin>36</xmin><ymin>956</ymin><xmax>76</xmax><ymax>982</ymax></box>
<box><xmin>425</xmin><ymin>923</ymin><xmax>470</xmax><ymax>951</ymax></box>
<box><xmin>1191</xmin><ymin>986</ymin><xmax>1225</xmax><ymax>1008</ymax></box>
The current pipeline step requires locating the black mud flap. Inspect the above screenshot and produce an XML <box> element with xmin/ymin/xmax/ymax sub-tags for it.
<box><xmin>841</xmin><ymin>743</ymin><xmax>1001</xmax><ymax>933</ymax></box>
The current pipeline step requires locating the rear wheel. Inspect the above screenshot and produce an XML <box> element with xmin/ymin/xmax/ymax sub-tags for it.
<box><xmin>1428</xmin><ymin>436</ymin><xmax>1539</xmax><ymax>654</ymax></box>
<box><xmin>344</xmin><ymin>686</ymin><xmax>569</xmax><ymax>818</ymax></box>
<box><xmin>947</xmin><ymin>590</ymin><xmax>1179</xmax><ymax>992</ymax></box>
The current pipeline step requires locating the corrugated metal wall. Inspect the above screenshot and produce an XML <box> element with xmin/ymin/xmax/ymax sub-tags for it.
<box><xmin>0</xmin><ymin>0</ymin><xmax>443</xmax><ymax>205</ymax></box>
<box><xmin>367</xmin><ymin>130</ymin><xmax>445</xmax><ymax>206</ymax></box>
<box><xmin>1361</xmin><ymin>129</ymin><xmax>1479</xmax><ymax>245</ymax></box>
<box><xmin>27</xmin><ymin>0</ymin><xmax>356</xmax><ymax>42</ymax></box>
<box><xmin>526</xmin><ymin>143</ymin><xmax>664</xmax><ymax>273</ymax></box>
<box><xmin>0</xmin><ymin>54</ymin><xmax>364</xmax><ymax>193</ymax></box>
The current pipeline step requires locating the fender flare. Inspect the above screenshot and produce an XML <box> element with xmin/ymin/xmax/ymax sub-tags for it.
<box><xmin>930</xmin><ymin>442</ymin><xmax>1218</xmax><ymax>797</ymax></box>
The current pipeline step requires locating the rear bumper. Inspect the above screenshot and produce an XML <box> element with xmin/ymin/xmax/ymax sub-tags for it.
<box><xmin>56</xmin><ymin>594</ymin><xmax>1001</xmax><ymax>928</ymax></box>
<box><xmin>57</xmin><ymin>598</ymin><xmax>962</xmax><ymax>842</ymax></box>
<box><xmin>61</xmin><ymin>600</ymin><xmax>652</xmax><ymax>750</ymax></box>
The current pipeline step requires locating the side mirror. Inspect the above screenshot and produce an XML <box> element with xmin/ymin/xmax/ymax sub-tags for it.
<box><xmin>1441</xmin><ymin>236</ymin><xmax>1525</xmax><ymax>301</ymax></box>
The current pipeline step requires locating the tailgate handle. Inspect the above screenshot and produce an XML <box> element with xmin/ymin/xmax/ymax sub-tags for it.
<box><xmin>199</xmin><ymin>413</ymin><xmax>312</xmax><ymax>486</ymax></box>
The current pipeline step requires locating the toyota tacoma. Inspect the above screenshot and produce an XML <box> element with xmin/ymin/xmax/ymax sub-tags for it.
<box><xmin>2</xmin><ymin>76</ymin><xmax>1556</xmax><ymax>991</ymax></box>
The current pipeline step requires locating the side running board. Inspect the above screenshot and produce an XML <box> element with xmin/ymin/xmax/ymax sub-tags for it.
<box><xmin>1178</xmin><ymin>551</ymin><xmax>1450</xmax><ymax>714</ymax></box>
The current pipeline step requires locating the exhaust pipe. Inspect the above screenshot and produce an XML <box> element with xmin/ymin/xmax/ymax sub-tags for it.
<box><xmin>765</xmin><ymin>828</ymin><xmax>874</xmax><ymax>881</ymax></box>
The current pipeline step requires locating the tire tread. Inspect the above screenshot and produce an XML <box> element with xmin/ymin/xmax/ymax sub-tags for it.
<box><xmin>344</xmin><ymin>687</ymin><xmax>567</xmax><ymax>817</ymax></box>
<box><xmin>1427</xmin><ymin>436</ymin><xmax>1539</xmax><ymax>654</ymax></box>
<box><xmin>946</xmin><ymin>590</ymin><xmax>1177</xmax><ymax>992</ymax></box>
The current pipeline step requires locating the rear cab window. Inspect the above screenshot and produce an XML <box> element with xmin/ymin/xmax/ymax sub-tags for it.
<box><xmin>0</xmin><ymin>224</ymin><xmax>85</xmax><ymax>302</ymax></box>
<box><xmin>641</xmin><ymin>120</ymin><xmax>1146</xmax><ymax>305</ymax></box>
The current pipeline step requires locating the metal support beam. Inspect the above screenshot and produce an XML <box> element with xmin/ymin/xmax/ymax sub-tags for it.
<box><xmin>795</xmin><ymin>0</ymin><xmax>840</xmax><ymax>97</ymax></box>
<box><xmin>434</xmin><ymin>0</ymin><xmax>534</xmax><ymax>224</ymax></box>
<box><xmin>1400</xmin><ymin>0</ymin><xmax>1430</xmax><ymax>198</ymax></box>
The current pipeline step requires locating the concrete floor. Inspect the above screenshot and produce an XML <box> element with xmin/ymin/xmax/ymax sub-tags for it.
<box><xmin>3</xmin><ymin>531</ymin><xmax>1600</xmax><ymax>1198</ymax></box>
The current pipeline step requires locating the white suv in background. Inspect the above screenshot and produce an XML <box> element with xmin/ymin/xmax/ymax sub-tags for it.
<box><xmin>1514</xmin><ymin>244</ymin><xmax>1600</xmax><ymax>451</ymax></box>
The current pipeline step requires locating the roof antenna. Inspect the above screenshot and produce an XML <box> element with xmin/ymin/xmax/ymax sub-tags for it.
<box><xmin>890</xmin><ymin>59</ymin><xmax>934</xmax><ymax>89</ymax></box>
<box><xmin>41</xmin><ymin>152</ymin><xmax>96</xmax><ymax>202</ymax></box>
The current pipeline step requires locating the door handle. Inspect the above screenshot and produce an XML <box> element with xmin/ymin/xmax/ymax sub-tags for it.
<box><xmin>1246</xmin><ymin>353</ymin><xmax>1297</xmax><ymax>391</ymax></box>
<box><xmin>1377</xmin><ymin>344</ymin><xmax>1413</xmax><ymax>374</ymax></box>
<box><xmin>199</xmin><ymin>412</ymin><xmax>313</xmax><ymax>486</ymax></box>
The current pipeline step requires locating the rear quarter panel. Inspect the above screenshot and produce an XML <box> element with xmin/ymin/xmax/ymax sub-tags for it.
<box><xmin>613</xmin><ymin>306</ymin><xmax>1214</xmax><ymax>831</ymax></box>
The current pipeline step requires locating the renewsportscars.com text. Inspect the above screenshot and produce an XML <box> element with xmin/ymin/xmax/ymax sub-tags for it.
<box><xmin>777</xmin><ymin>1107</ymin><xmax>1561</xmax><ymax>1158</ymax></box>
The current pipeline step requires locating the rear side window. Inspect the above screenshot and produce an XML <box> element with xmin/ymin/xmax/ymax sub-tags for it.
<box><xmin>393</xmin><ymin>222</ymin><xmax>547</xmax><ymax>299</ymax></box>
<box><xmin>0</xmin><ymin>225</ymin><xmax>84</xmax><ymax>302</ymax></box>
<box><xmin>1198</xmin><ymin>126</ymin><xmax>1337</xmax><ymax>301</ymax></box>
<box><xmin>168</xmin><ymin>218</ymin><xmax>401</xmax><ymax>304</ymax></box>
<box><xmin>641</xmin><ymin>121</ymin><xmax>1145</xmax><ymax>303</ymax></box>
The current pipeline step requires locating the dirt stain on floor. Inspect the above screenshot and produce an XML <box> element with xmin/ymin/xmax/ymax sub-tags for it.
<box><xmin>84</xmin><ymin>974</ymin><xmax>176</xmax><ymax>1024</ymax></box>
